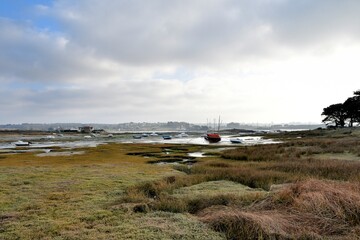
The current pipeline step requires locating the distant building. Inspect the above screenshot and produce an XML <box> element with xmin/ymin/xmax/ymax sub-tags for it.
<box><xmin>62</xmin><ymin>128</ymin><xmax>80</xmax><ymax>133</ymax></box>
<box><xmin>79</xmin><ymin>126</ymin><xmax>94</xmax><ymax>133</ymax></box>
<box><xmin>227</xmin><ymin>122</ymin><xmax>240</xmax><ymax>129</ymax></box>
<box><xmin>93</xmin><ymin>129</ymin><xmax>105</xmax><ymax>134</ymax></box>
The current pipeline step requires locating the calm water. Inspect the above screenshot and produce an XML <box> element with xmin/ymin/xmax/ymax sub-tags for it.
<box><xmin>0</xmin><ymin>133</ymin><xmax>280</xmax><ymax>153</ymax></box>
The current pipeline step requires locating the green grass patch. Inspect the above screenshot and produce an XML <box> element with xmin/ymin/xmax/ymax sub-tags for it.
<box><xmin>172</xmin><ymin>180</ymin><xmax>265</xmax><ymax>198</ymax></box>
<box><xmin>3</xmin><ymin>128</ymin><xmax>360</xmax><ymax>239</ymax></box>
<box><xmin>0</xmin><ymin>143</ymin><xmax>222</xmax><ymax>239</ymax></box>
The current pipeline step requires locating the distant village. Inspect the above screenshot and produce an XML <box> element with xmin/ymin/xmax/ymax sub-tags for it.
<box><xmin>0</xmin><ymin>122</ymin><xmax>324</xmax><ymax>133</ymax></box>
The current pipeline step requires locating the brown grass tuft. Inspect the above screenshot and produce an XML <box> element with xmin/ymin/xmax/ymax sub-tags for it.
<box><xmin>199</xmin><ymin>179</ymin><xmax>360</xmax><ymax>239</ymax></box>
<box><xmin>199</xmin><ymin>207</ymin><xmax>302</xmax><ymax>239</ymax></box>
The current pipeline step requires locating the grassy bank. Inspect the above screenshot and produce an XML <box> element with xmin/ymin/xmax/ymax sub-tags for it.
<box><xmin>2</xmin><ymin>129</ymin><xmax>360</xmax><ymax>239</ymax></box>
<box><xmin>119</xmin><ymin>129</ymin><xmax>360</xmax><ymax>239</ymax></box>
<box><xmin>0</xmin><ymin>143</ymin><xmax>223</xmax><ymax>239</ymax></box>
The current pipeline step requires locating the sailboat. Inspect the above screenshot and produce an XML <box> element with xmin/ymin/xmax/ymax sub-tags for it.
<box><xmin>204</xmin><ymin>116</ymin><xmax>221</xmax><ymax>143</ymax></box>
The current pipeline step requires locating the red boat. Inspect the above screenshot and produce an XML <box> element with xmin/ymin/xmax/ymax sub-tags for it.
<box><xmin>204</xmin><ymin>133</ymin><xmax>221</xmax><ymax>143</ymax></box>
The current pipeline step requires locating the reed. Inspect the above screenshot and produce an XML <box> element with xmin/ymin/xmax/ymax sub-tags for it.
<box><xmin>199</xmin><ymin>179</ymin><xmax>360</xmax><ymax>239</ymax></box>
<box><xmin>117</xmin><ymin>129</ymin><xmax>360</xmax><ymax>239</ymax></box>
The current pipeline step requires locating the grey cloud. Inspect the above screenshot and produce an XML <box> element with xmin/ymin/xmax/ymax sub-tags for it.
<box><xmin>1</xmin><ymin>1</ymin><xmax>360</xmax><ymax>123</ymax></box>
<box><xmin>0</xmin><ymin>19</ymin><xmax>117</xmax><ymax>83</ymax></box>
<box><xmin>52</xmin><ymin>0</ymin><xmax>273</xmax><ymax>65</ymax></box>
<box><xmin>2</xmin><ymin>0</ymin><xmax>359</xmax><ymax>83</ymax></box>
<box><xmin>267</xmin><ymin>0</ymin><xmax>360</xmax><ymax>48</ymax></box>
<box><xmin>1</xmin><ymin>77</ymin><xmax>235</xmax><ymax>123</ymax></box>
<box><xmin>51</xmin><ymin>0</ymin><xmax>360</xmax><ymax>66</ymax></box>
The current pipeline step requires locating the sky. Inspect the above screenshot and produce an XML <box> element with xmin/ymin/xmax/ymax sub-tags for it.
<box><xmin>1</xmin><ymin>0</ymin><xmax>360</xmax><ymax>124</ymax></box>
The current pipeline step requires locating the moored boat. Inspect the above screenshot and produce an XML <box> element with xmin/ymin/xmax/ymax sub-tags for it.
<box><xmin>175</xmin><ymin>132</ymin><xmax>189</xmax><ymax>138</ymax></box>
<box><xmin>230</xmin><ymin>138</ymin><xmax>242</xmax><ymax>144</ymax></box>
<box><xmin>133</xmin><ymin>135</ymin><xmax>142</xmax><ymax>139</ymax></box>
<box><xmin>14</xmin><ymin>140</ymin><xmax>31</xmax><ymax>146</ymax></box>
<box><xmin>204</xmin><ymin>116</ymin><xmax>222</xmax><ymax>143</ymax></box>
<box><xmin>162</xmin><ymin>135</ymin><xmax>172</xmax><ymax>140</ymax></box>
<box><xmin>204</xmin><ymin>133</ymin><xmax>221</xmax><ymax>143</ymax></box>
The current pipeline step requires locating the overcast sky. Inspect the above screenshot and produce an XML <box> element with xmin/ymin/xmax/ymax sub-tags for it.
<box><xmin>1</xmin><ymin>0</ymin><xmax>359</xmax><ymax>124</ymax></box>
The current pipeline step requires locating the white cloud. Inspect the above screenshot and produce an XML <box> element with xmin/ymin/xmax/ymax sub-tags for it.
<box><xmin>1</xmin><ymin>0</ymin><xmax>360</xmax><ymax>123</ymax></box>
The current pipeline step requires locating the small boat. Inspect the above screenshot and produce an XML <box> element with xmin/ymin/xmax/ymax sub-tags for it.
<box><xmin>149</xmin><ymin>132</ymin><xmax>158</xmax><ymax>136</ymax></box>
<box><xmin>175</xmin><ymin>132</ymin><xmax>189</xmax><ymax>138</ymax></box>
<box><xmin>133</xmin><ymin>135</ymin><xmax>142</xmax><ymax>139</ymax></box>
<box><xmin>204</xmin><ymin>116</ymin><xmax>222</xmax><ymax>143</ymax></box>
<box><xmin>230</xmin><ymin>138</ymin><xmax>243</xmax><ymax>144</ymax></box>
<box><xmin>204</xmin><ymin>133</ymin><xmax>221</xmax><ymax>143</ymax></box>
<box><xmin>14</xmin><ymin>140</ymin><xmax>31</xmax><ymax>146</ymax></box>
<box><xmin>142</xmin><ymin>133</ymin><xmax>149</xmax><ymax>137</ymax></box>
<box><xmin>162</xmin><ymin>135</ymin><xmax>172</xmax><ymax>140</ymax></box>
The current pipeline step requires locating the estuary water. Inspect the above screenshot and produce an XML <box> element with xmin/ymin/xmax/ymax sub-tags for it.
<box><xmin>0</xmin><ymin>133</ymin><xmax>280</xmax><ymax>154</ymax></box>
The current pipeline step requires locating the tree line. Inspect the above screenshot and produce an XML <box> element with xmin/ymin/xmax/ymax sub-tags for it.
<box><xmin>322</xmin><ymin>90</ymin><xmax>360</xmax><ymax>127</ymax></box>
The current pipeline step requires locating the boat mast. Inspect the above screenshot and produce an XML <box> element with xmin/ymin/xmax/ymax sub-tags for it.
<box><xmin>217</xmin><ymin>116</ymin><xmax>221</xmax><ymax>132</ymax></box>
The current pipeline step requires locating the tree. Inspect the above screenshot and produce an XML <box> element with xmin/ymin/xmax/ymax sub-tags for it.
<box><xmin>343</xmin><ymin>90</ymin><xmax>360</xmax><ymax>127</ymax></box>
<box><xmin>322</xmin><ymin>103</ymin><xmax>347</xmax><ymax>127</ymax></box>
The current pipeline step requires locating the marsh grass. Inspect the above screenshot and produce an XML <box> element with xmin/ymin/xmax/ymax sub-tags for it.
<box><xmin>199</xmin><ymin>179</ymin><xmax>360</xmax><ymax>239</ymax></box>
<box><xmin>3</xmin><ymin>129</ymin><xmax>360</xmax><ymax>239</ymax></box>
<box><xmin>263</xmin><ymin>158</ymin><xmax>360</xmax><ymax>181</ymax></box>
<box><xmin>119</xmin><ymin>130</ymin><xmax>360</xmax><ymax>239</ymax></box>
<box><xmin>0</xmin><ymin>143</ymin><xmax>223</xmax><ymax>239</ymax></box>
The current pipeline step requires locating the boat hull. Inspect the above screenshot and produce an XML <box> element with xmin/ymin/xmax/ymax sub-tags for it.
<box><xmin>14</xmin><ymin>141</ymin><xmax>30</xmax><ymax>146</ymax></box>
<box><xmin>205</xmin><ymin>133</ymin><xmax>221</xmax><ymax>143</ymax></box>
<box><xmin>230</xmin><ymin>139</ymin><xmax>242</xmax><ymax>144</ymax></box>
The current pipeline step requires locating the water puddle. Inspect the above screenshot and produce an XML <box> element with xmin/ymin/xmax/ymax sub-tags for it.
<box><xmin>150</xmin><ymin>159</ymin><xmax>198</xmax><ymax>165</ymax></box>
<box><xmin>188</xmin><ymin>152</ymin><xmax>205</xmax><ymax>158</ymax></box>
<box><xmin>37</xmin><ymin>151</ymin><xmax>85</xmax><ymax>157</ymax></box>
<box><xmin>0</xmin><ymin>149</ymin><xmax>51</xmax><ymax>154</ymax></box>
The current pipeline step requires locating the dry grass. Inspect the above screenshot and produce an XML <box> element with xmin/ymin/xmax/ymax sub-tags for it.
<box><xmin>199</xmin><ymin>179</ymin><xmax>360</xmax><ymax>239</ymax></box>
<box><xmin>199</xmin><ymin>208</ymin><xmax>298</xmax><ymax>239</ymax></box>
<box><xmin>222</xmin><ymin>135</ymin><xmax>360</xmax><ymax>161</ymax></box>
<box><xmin>118</xmin><ymin>129</ymin><xmax>360</xmax><ymax>239</ymax></box>
<box><xmin>263</xmin><ymin>158</ymin><xmax>360</xmax><ymax>181</ymax></box>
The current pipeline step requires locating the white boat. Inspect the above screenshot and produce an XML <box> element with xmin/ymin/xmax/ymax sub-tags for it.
<box><xmin>150</xmin><ymin>132</ymin><xmax>158</xmax><ymax>136</ymax></box>
<box><xmin>175</xmin><ymin>132</ymin><xmax>189</xmax><ymax>138</ymax></box>
<box><xmin>14</xmin><ymin>140</ymin><xmax>31</xmax><ymax>146</ymax></box>
<box><xmin>230</xmin><ymin>138</ymin><xmax>243</xmax><ymax>144</ymax></box>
